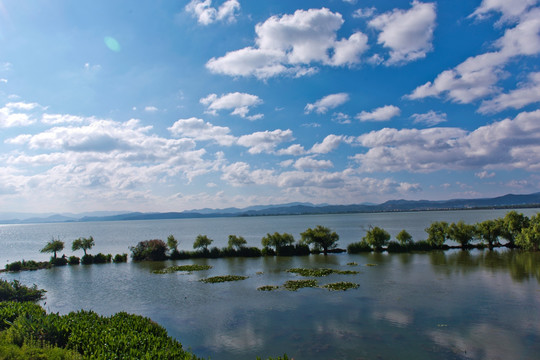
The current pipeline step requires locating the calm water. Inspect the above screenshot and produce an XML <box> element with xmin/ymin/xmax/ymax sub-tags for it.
<box><xmin>1</xmin><ymin>210</ymin><xmax>540</xmax><ymax>359</ymax></box>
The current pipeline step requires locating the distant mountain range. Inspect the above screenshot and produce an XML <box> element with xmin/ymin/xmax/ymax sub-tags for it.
<box><xmin>1</xmin><ymin>193</ymin><xmax>540</xmax><ymax>225</ymax></box>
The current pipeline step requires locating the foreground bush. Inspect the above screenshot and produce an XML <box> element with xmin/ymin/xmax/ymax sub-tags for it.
<box><xmin>0</xmin><ymin>280</ymin><xmax>46</xmax><ymax>303</ymax></box>
<box><xmin>0</xmin><ymin>302</ymin><xmax>200</xmax><ymax>359</ymax></box>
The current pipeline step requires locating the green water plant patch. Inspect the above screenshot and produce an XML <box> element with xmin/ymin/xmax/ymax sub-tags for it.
<box><xmin>153</xmin><ymin>264</ymin><xmax>212</xmax><ymax>274</ymax></box>
<box><xmin>322</xmin><ymin>281</ymin><xmax>360</xmax><ymax>291</ymax></box>
<box><xmin>283</xmin><ymin>279</ymin><xmax>318</xmax><ymax>291</ymax></box>
<box><xmin>200</xmin><ymin>275</ymin><xmax>248</xmax><ymax>283</ymax></box>
<box><xmin>257</xmin><ymin>285</ymin><xmax>279</xmax><ymax>291</ymax></box>
<box><xmin>286</xmin><ymin>267</ymin><xmax>359</xmax><ymax>277</ymax></box>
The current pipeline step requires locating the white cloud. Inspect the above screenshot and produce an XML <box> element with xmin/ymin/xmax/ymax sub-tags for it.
<box><xmin>475</xmin><ymin>171</ymin><xmax>495</xmax><ymax>179</ymax></box>
<box><xmin>410</xmin><ymin>110</ymin><xmax>447</xmax><ymax>126</ymax></box>
<box><xmin>352</xmin><ymin>110</ymin><xmax>540</xmax><ymax>172</ymax></box>
<box><xmin>294</xmin><ymin>157</ymin><xmax>333</xmax><ymax>170</ymax></box>
<box><xmin>305</xmin><ymin>93</ymin><xmax>349</xmax><ymax>114</ymax></box>
<box><xmin>185</xmin><ymin>0</ymin><xmax>240</xmax><ymax>25</ymax></box>
<box><xmin>356</xmin><ymin>105</ymin><xmax>401</xmax><ymax>122</ymax></box>
<box><xmin>237</xmin><ymin>129</ymin><xmax>294</xmax><ymax>154</ymax></box>
<box><xmin>470</xmin><ymin>0</ymin><xmax>537</xmax><ymax>24</ymax></box>
<box><xmin>408</xmin><ymin>7</ymin><xmax>540</xmax><ymax>104</ymax></box>
<box><xmin>168</xmin><ymin>117</ymin><xmax>236</xmax><ymax>146</ymax></box>
<box><xmin>310</xmin><ymin>134</ymin><xmax>343</xmax><ymax>154</ymax></box>
<box><xmin>206</xmin><ymin>8</ymin><xmax>369</xmax><ymax>79</ymax></box>
<box><xmin>369</xmin><ymin>1</ymin><xmax>437</xmax><ymax>65</ymax></box>
<box><xmin>0</xmin><ymin>79</ymin><xmax>7</xmax><ymax>83</ymax></box>
<box><xmin>478</xmin><ymin>72</ymin><xmax>540</xmax><ymax>113</ymax></box>
<box><xmin>200</xmin><ymin>92</ymin><xmax>263</xmax><ymax>120</ymax></box>
<box><xmin>332</xmin><ymin>112</ymin><xmax>351</xmax><ymax>124</ymax></box>
<box><xmin>353</xmin><ymin>7</ymin><xmax>376</xmax><ymax>19</ymax></box>
<box><xmin>42</xmin><ymin>114</ymin><xmax>85</xmax><ymax>125</ymax></box>
<box><xmin>145</xmin><ymin>106</ymin><xmax>159</xmax><ymax>112</ymax></box>
<box><xmin>276</xmin><ymin>144</ymin><xmax>306</xmax><ymax>156</ymax></box>
<box><xmin>0</xmin><ymin>102</ymin><xmax>40</xmax><ymax>128</ymax></box>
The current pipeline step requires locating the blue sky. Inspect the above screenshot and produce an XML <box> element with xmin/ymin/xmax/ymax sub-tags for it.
<box><xmin>1</xmin><ymin>0</ymin><xmax>540</xmax><ymax>213</ymax></box>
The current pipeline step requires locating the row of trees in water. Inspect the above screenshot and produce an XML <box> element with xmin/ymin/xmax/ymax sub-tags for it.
<box><xmin>351</xmin><ymin>210</ymin><xmax>538</xmax><ymax>253</ymax></box>
<box><xmin>4</xmin><ymin>211</ymin><xmax>539</xmax><ymax>270</ymax></box>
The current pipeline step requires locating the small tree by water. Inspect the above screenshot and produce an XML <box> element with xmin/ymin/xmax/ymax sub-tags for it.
<box><xmin>72</xmin><ymin>236</ymin><xmax>95</xmax><ymax>256</ymax></box>
<box><xmin>40</xmin><ymin>238</ymin><xmax>64</xmax><ymax>259</ymax></box>
<box><xmin>301</xmin><ymin>225</ymin><xmax>339</xmax><ymax>255</ymax></box>
<box><xmin>193</xmin><ymin>235</ymin><xmax>213</xmax><ymax>252</ymax></box>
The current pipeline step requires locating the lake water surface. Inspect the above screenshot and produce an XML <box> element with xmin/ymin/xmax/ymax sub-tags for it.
<box><xmin>1</xmin><ymin>209</ymin><xmax>540</xmax><ymax>359</ymax></box>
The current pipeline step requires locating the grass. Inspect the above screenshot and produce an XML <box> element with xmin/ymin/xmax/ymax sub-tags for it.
<box><xmin>286</xmin><ymin>267</ymin><xmax>359</xmax><ymax>277</ymax></box>
<box><xmin>322</xmin><ymin>281</ymin><xmax>360</xmax><ymax>291</ymax></box>
<box><xmin>152</xmin><ymin>264</ymin><xmax>212</xmax><ymax>274</ymax></box>
<box><xmin>283</xmin><ymin>279</ymin><xmax>318</xmax><ymax>291</ymax></box>
<box><xmin>200</xmin><ymin>275</ymin><xmax>248</xmax><ymax>283</ymax></box>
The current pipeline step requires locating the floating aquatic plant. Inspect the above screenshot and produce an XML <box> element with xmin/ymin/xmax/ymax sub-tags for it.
<box><xmin>322</xmin><ymin>281</ymin><xmax>360</xmax><ymax>291</ymax></box>
<box><xmin>257</xmin><ymin>285</ymin><xmax>279</xmax><ymax>291</ymax></box>
<box><xmin>152</xmin><ymin>264</ymin><xmax>212</xmax><ymax>274</ymax></box>
<box><xmin>200</xmin><ymin>275</ymin><xmax>248</xmax><ymax>283</ymax></box>
<box><xmin>286</xmin><ymin>267</ymin><xmax>359</xmax><ymax>277</ymax></box>
<box><xmin>283</xmin><ymin>279</ymin><xmax>318</xmax><ymax>291</ymax></box>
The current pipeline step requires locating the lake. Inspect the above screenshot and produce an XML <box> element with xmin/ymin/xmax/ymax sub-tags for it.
<box><xmin>1</xmin><ymin>209</ymin><xmax>540</xmax><ymax>359</ymax></box>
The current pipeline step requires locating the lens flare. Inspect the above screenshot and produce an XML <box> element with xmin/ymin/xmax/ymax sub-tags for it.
<box><xmin>104</xmin><ymin>36</ymin><xmax>121</xmax><ymax>52</ymax></box>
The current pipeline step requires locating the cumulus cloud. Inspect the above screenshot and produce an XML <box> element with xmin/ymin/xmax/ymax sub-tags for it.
<box><xmin>410</xmin><ymin>110</ymin><xmax>447</xmax><ymax>126</ymax></box>
<box><xmin>236</xmin><ymin>129</ymin><xmax>294</xmax><ymax>154</ymax></box>
<box><xmin>185</xmin><ymin>0</ymin><xmax>240</xmax><ymax>25</ymax></box>
<box><xmin>206</xmin><ymin>8</ymin><xmax>369</xmax><ymax>79</ymax></box>
<box><xmin>369</xmin><ymin>1</ymin><xmax>437</xmax><ymax>65</ymax></box>
<box><xmin>478</xmin><ymin>72</ymin><xmax>540</xmax><ymax>113</ymax></box>
<box><xmin>309</xmin><ymin>134</ymin><xmax>343</xmax><ymax>154</ymax></box>
<box><xmin>305</xmin><ymin>93</ymin><xmax>349</xmax><ymax>114</ymax></box>
<box><xmin>168</xmin><ymin>117</ymin><xmax>236</xmax><ymax>146</ymax></box>
<box><xmin>200</xmin><ymin>92</ymin><xmax>263</xmax><ymax>120</ymax></box>
<box><xmin>352</xmin><ymin>110</ymin><xmax>540</xmax><ymax>172</ymax></box>
<box><xmin>0</xmin><ymin>102</ymin><xmax>41</xmax><ymax>128</ymax></box>
<box><xmin>356</xmin><ymin>105</ymin><xmax>401</xmax><ymax>122</ymax></box>
<box><xmin>408</xmin><ymin>6</ymin><xmax>540</xmax><ymax>104</ymax></box>
<box><xmin>145</xmin><ymin>106</ymin><xmax>159</xmax><ymax>112</ymax></box>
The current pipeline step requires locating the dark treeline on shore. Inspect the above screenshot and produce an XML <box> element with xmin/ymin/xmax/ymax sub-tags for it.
<box><xmin>3</xmin><ymin>210</ymin><xmax>539</xmax><ymax>272</ymax></box>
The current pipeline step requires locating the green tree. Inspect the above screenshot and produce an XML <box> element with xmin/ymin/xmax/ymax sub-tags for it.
<box><xmin>515</xmin><ymin>213</ymin><xmax>540</xmax><ymax>251</ymax></box>
<box><xmin>475</xmin><ymin>219</ymin><xmax>502</xmax><ymax>250</ymax></box>
<box><xmin>425</xmin><ymin>221</ymin><xmax>449</xmax><ymax>247</ymax></box>
<box><xmin>261</xmin><ymin>232</ymin><xmax>295</xmax><ymax>254</ymax></box>
<box><xmin>363</xmin><ymin>226</ymin><xmax>390</xmax><ymax>250</ymax></box>
<box><xmin>448</xmin><ymin>221</ymin><xmax>476</xmax><ymax>249</ymax></box>
<box><xmin>500</xmin><ymin>211</ymin><xmax>530</xmax><ymax>246</ymax></box>
<box><xmin>130</xmin><ymin>239</ymin><xmax>168</xmax><ymax>261</ymax></box>
<box><xmin>40</xmin><ymin>238</ymin><xmax>64</xmax><ymax>259</ymax></box>
<box><xmin>396</xmin><ymin>229</ymin><xmax>413</xmax><ymax>246</ymax></box>
<box><xmin>228</xmin><ymin>235</ymin><xmax>247</xmax><ymax>250</ymax></box>
<box><xmin>167</xmin><ymin>235</ymin><xmax>179</xmax><ymax>252</ymax></box>
<box><xmin>301</xmin><ymin>225</ymin><xmax>339</xmax><ymax>255</ymax></box>
<box><xmin>72</xmin><ymin>236</ymin><xmax>95</xmax><ymax>256</ymax></box>
<box><xmin>193</xmin><ymin>234</ymin><xmax>213</xmax><ymax>251</ymax></box>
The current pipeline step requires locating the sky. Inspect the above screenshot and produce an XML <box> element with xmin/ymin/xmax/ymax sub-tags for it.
<box><xmin>0</xmin><ymin>0</ymin><xmax>540</xmax><ymax>214</ymax></box>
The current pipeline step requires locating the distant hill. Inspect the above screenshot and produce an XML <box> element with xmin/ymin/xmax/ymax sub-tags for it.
<box><xmin>1</xmin><ymin>192</ymin><xmax>539</xmax><ymax>225</ymax></box>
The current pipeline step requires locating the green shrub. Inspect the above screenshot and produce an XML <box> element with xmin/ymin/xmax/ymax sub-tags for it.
<box><xmin>4</xmin><ymin>260</ymin><xmax>51</xmax><ymax>272</ymax></box>
<box><xmin>347</xmin><ymin>241</ymin><xmax>372</xmax><ymax>253</ymax></box>
<box><xmin>80</xmin><ymin>254</ymin><xmax>94</xmax><ymax>265</ymax></box>
<box><xmin>68</xmin><ymin>256</ymin><xmax>80</xmax><ymax>265</ymax></box>
<box><xmin>0</xmin><ymin>302</ymin><xmax>46</xmax><ymax>331</ymax></box>
<box><xmin>50</xmin><ymin>257</ymin><xmax>68</xmax><ymax>266</ymax></box>
<box><xmin>92</xmin><ymin>253</ymin><xmax>112</xmax><ymax>264</ymax></box>
<box><xmin>113</xmin><ymin>253</ymin><xmax>128</xmax><ymax>263</ymax></box>
<box><xmin>387</xmin><ymin>241</ymin><xmax>408</xmax><ymax>253</ymax></box>
<box><xmin>130</xmin><ymin>239</ymin><xmax>168</xmax><ymax>261</ymax></box>
<box><xmin>261</xmin><ymin>247</ymin><xmax>276</xmax><ymax>256</ymax></box>
<box><xmin>0</xmin><ymin>281</ymin><xmax>46</xmax><ymax>304</ymax></box>
<box><xmin>409</xmin><ymin>240</ymin><xmax>432</xmax><ymax>251</ymax></box>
